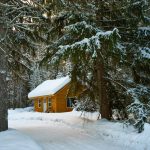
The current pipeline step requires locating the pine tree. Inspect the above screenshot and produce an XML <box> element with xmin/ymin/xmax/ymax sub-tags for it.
<box><xmin>41</xmin><ymin>0</ymin><xmax>122</xmax><ymax>119</ymax></box>
<box><xmin>95</xmin><ymin>0</ymin><xmax>150</xmax><ymax>131</ymax></box>
<box><xmin>29</xmin><ymin>62</ymin><xmax>52</xmax><ymax>90</ymax></box>
<box><xmin>42</xmin><ymin>0</ymin><xmax>150</xmax><ymax>129</ymax></box>
<box><xmin>0</xmin><ymin>0</ymin><xmax>48</xmax><ymax>108</ymax></box>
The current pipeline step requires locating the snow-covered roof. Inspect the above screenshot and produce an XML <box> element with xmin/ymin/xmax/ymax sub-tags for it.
<box><xmin>28</xmin><ymin>76</ymin><xmax>71</xmax><ymax>98</ymax></box>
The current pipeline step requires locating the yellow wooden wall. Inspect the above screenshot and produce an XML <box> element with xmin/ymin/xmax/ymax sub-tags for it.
<box><xmin>34</xmin><ymin>97</ymin><xmax>44</xmax><ymax>112</ymax></box>
<box><xmin>34</xmin><ymin>96</ymin><xmax>55</xmax><ymax>112</ymax></box>
<box><xmin>54</xmin><ymin>84</ymin><xmax>72</xmax><ymax>112</ymax></box>
<box><xmin>33</xmin><ymin>83</ymin><xmax>83</xmax><ymax>113</ymax></box>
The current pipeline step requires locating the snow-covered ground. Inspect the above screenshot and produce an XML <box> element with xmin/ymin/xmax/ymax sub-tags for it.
<box><xmin>1</xmin><ymin>107</ymin><xmax>150</xmax><ymax>150</ymax></box>
<box><xmin>0</xmin><ymin>129</ymin><xmax>42</xmax><ymax>150</ymax></box>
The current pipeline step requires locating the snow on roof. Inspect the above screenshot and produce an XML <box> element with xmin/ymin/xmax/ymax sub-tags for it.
<box><xmin>28</xmin><ymin>76</ymin><xmax>71</xmax><ymax>98</ymax></box>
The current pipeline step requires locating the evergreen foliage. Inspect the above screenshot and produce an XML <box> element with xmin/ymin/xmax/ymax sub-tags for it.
<box><xmin>41</xmin><ymin>0</ymin><xmax>150</xmax><ymax>131</ymax></box>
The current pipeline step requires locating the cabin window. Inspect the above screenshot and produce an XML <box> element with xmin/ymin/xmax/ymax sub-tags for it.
<box><xmin>48</xmin><ymin>98</ymin><xmax>51</xmax><ymax>108</ymax></box>
<box><xmin>67</xmin><ymin>98</ymin><xmax>77</xmax><ymax>108</ymax></box>
<box><xmin>38</xmin><ymin>99</ymin><xmax>41</xmax><ymax>108</ymax></box>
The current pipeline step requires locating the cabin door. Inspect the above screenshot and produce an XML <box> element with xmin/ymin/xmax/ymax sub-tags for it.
<box><xmin>43</xmin><ymin>99</ymin><xmax>47</xmax><ymax>112</ymax></box>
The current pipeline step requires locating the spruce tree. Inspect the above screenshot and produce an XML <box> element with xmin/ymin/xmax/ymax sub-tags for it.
<box><xmin>42</xmin><ymin>0</ymin><xmax>122</xmax><ymax>119</ymax></box>
<box><xmin>0</xmin><ymin>0</ymin><xmax>49</xmax><ymax>107</ymax></box>
<box><xmin>42</xmin><ymin>0</ymin><xmax>150</xmax><ymax>130</ymax></box>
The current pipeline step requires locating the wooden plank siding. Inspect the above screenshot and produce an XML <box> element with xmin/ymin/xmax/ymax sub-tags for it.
<box><xmin>34</xmin><ymin>97</ymin><xmax>43</xmax><ymax>112</ymax></box>
<box><xmin>33</xmin><ymin>83</ymin><xmax>84</xmax><ymax>113</ymax></box>
<box><xmin>54</xmin><ymin>83</ymin><xmax>72</xmax><ymax>112</ymax></box>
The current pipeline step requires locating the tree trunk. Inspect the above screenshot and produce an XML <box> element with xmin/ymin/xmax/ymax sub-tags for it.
<box><xmin>0</xmin><ymin>5</ymin><xmax>8</xmax><ymax>131</ymax></box>
<box><xmin>0</xmin><ymin>54</ymin><xmax>8</xmax><ymax>132</ymax></box>
<box><xmin>97</xmin><ymin>62</ymin><xmax>111</xmax><ymax>120</ymax></box>
<box><xmin>0</xmin><ymin>87</ymin><xmax>8</xmax><ymax>132</ymax></box>
<box><xmin>94</xmin><ymin>0</ymin><xmax>112</xmax><ymax>119</ymax></box>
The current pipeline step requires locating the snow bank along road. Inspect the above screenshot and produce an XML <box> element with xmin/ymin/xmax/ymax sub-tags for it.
<box><xmin>7</xmin><ymin>108</ymin><xmax>150</xmax><ymax>150</ymax></box>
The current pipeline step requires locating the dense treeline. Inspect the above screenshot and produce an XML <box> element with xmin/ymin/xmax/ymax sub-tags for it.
<box><xmin>0</xmin><ymin>0</ymin><xmax>149</xmax><ymax>132</ymax></box>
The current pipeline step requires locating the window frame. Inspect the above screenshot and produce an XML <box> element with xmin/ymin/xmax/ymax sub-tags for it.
<box><xmin>48</xmin><ymin>98</ymin><xmax>51</xmax><ymax>108</ymax></box>
<box><xmin>38</xmin><ymin>99</ymin><xmax>41</xmax><ymax>108</ymax></box>
<box><xmin>67</xmin><ymin>97</ymin><xmax>77</xmax><ymax>108</ymax></box>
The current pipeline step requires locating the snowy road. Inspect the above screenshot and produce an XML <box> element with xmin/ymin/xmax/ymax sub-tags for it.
<box><xmin>9</xmin><ymin>120</ymin><xmax>122</xmax><ymax>150</ymax></box>
<box><xmin>8</xmin><ymin>108</ymin><xmax>150</xmax><ymax>150</ymax></box>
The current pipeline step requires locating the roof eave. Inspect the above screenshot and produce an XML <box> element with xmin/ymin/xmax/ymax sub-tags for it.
<box><xmin>28</xmin><ymin>94</ymin><xmax>54</xmax><ymax>100</ymax></box>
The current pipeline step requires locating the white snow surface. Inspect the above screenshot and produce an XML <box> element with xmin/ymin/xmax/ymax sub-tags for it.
<box><xmin>28</xmin><ymin>76</ymin><xmax>71</xmax><ymax>98</ymax></box>
<box><xmin>6</xmin><ymin>107</ymin><xmax>150</xmax><ymax>150</ymax></box>
<box><xmin>0</xmin><ymin>129</ymin><xmax>42</xmax><ymax>150</ymax></box>
<box><xmin>140</xmin><ymin>47</ymin><xmax>150</xmax><ymax>59</ymax></box>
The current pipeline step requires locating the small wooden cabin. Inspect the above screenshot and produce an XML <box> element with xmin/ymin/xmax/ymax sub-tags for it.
<box><xmin>28</xmin><ymin>76</ymin><xmax>79</xmax><ymax>113</ymax></box>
